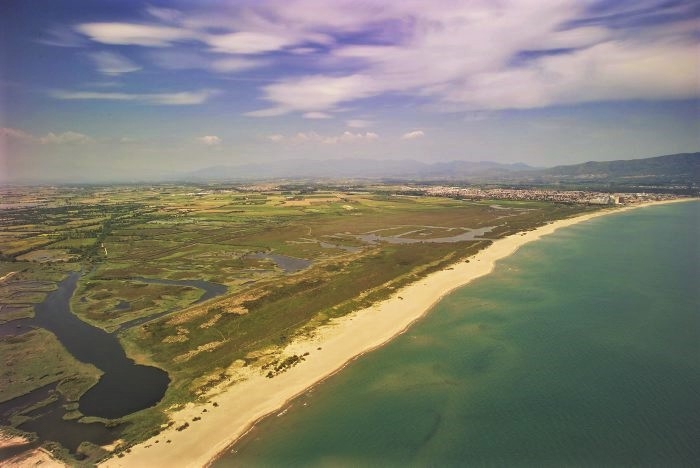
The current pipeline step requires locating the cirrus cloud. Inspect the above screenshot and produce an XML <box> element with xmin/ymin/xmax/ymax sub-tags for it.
<box><xmin>238</xmin><ymin>0</ymin><xmax>699</xmax><ymax>114</ymax></box>
<box><xmin>57</xmin><ymin>1</ymin><xmax>700</xmax><ymax>116</ymax></box>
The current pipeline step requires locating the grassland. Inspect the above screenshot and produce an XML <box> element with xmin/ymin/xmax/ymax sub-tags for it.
<box><xmin>0</xmin><ymin>183</ymin><xmax>598</xmax><ymax>457</ymax></box>
<box><xmin>0</xmin><ymin>328</ymin><xmax>101</xmax><ymax>406</ymax></box>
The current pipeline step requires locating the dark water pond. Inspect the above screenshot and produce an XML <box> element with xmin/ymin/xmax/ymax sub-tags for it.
<box><xmin>19</xmin><ymin>397</ymin><xmax>118</xmax><ymax>453</ymax></box>
<box><xmin>112</xmin><ymin>299</ymin><xmax>131</xmax><ymax>311</ymax></box>
<box><xmin>0</xmin><ymin>317</ymin><xmax>34</xmax><ymax>337</ymax></box>
<box><xmin>245</xmin><ymin>252</ymin><xmax>312</xmax><ymax>273</ymax></box>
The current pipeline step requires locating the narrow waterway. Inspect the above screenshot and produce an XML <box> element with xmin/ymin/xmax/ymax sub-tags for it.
<box><xmin>131</xmin><ymin>276</ymin><xmax>228</xmax><ymax>304</ymax></box>
<box><xmin>117</xmin><ymin>276</ymin><xmax>228</xmax><ymax>330</ymax></box>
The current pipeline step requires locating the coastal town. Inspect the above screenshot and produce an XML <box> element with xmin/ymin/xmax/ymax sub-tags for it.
<box><xmin>411</xmin><ymin>186</ymin><xmax>684</xmax><ymax>205</ymax></box>
<box><xmin>209</xmin><ymin>183</ymin><xmax>688</xmax><ymax>207</ymax></box>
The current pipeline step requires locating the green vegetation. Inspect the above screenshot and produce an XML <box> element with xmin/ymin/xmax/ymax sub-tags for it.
<box><xmin>0</xmin><ymin>329</ymin><xmax>101</xmax><ymax>403</ymax></box>
<box><xmin>0</xmin><ymin>183</ymin><xmax>597</xmax><ymax>457</ymax></box>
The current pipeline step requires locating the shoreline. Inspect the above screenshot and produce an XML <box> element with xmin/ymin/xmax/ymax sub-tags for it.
<box><xmin>102</xmin><ymin>199</ymin><xmax>693</xmax><ymax>468</ymax></box>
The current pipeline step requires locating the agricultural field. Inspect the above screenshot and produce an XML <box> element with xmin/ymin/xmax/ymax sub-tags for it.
<box><xmin>0</xmin><ymin>183</ymin><xmax>597</xmax><ymax>457</ymax></box>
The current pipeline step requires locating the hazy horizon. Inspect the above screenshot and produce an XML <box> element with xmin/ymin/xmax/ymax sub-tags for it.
<box><xmin>1</xmin><ymin>0</ymin><xmax>699</xmax><ymax>183</ymax></box>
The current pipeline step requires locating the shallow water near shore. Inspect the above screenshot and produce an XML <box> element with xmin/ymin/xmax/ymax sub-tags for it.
<box><xmin>217</xmin><ymin>201</ymin><xmax>700</xmax><ymax>467</ymax></box>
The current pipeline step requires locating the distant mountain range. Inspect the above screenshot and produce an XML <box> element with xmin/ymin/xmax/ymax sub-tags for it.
<box><xmin>185</xmin><ymin>152</ymin><xmax>699</xmax><ymax>187</ymax></box>
<box><xmin>186</xmin><ymin>159</ymin><xmax>533</xmax><ymax>181</ymax></box>
<box><xmin>534</xmin><ymin>152</ymin><xmax>700</xmax><ymax>185</ymax></box>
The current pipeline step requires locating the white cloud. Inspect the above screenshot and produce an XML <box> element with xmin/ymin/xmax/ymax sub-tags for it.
<box><xmin>443</xmin><ymin>40</ymin><xmax>700</xmax><ymax>110</ymax></box>
<box><xmin>233</xmin><ymin>0</ymin><xmax>699</xmax><ymax>113</ymax></box>
<box><xmin>401</xmin><ymin>130</ymin><xmax>425</xmax><ymax>140</ymax></box>
<box><xmin>89</xmin><ymin>51</ymin><xmax>141</xmax><ymax>75</ymax></box>
<box><xmin>289</xmin><ymin>47</ymin><xmax>318</xmax><ymax>55</ymax></box>
<box><xmin>267</xmin><ymin>134</ymin><xmax>284</xmax><ymax>142</ymax></box>
<box><xmin>303</xmin><ymin>112</ymin><xmax>332</xmax><ymax>119</ymax></box>
<box><xmin>249</xmin><ymin>74</ymin><xmax>378</xmax><ymax>116</ymax></box>
<box><xmin>76</xmin><ymin>22</ymin><xmax>196</xmax><ymax>47</ymax></box>
<box><xmin>206</xmin><ymin>31</ymin><xmax>298</xmax><ymax>55</ymax></box>
<box><xmin>51</xmin><ymin>89</ymin><xmax>216</xmax><ymax>105</ymax></box>
<box><xmin>40</xmin><ymin>131</ymin><xmax>92</xmax><ymax>145</ymax></box>
<box><xmin>69</xmin><ymin>1</ymin><xmax>699</xmax><ymax>114</ymax></box>
<box><xmin>284</xmin><ymin>131</ymin><xmax>379</xmax><ymax>144</ymax></box>
<box><xmin>1</xmin><ymin>127</ymin><xmax>34</xmax><ymax>142</ymax></box>
<box><xmin>1</xmin><ymin>128</ymin><xmax>94</xmax><ymax>146</ymax></box>
<box><xmin>197</xmin><ymin>135</ymin><xmax>222</xmax><ymax>146</ymax></box>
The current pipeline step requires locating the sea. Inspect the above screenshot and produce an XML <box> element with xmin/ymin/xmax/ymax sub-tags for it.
<box><xmin>215</xmin><ymin>201</ymin><xmax>700</xmax><ymax>467</ymax></box>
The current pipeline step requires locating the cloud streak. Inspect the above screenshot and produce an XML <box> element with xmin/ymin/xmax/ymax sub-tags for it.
<box><xmin>1</xmin><ymin>128</ymin><xmax>93</xmax><ymax>145</ymax></box>
<box><xmin>40</xmin><ymin>131</ymin><xmax>92</xmax><ymax>145</ymax></box>
<box><xmin>76</xmin><ymin>22</ymin><xmax>196</xmax><ymax>47</ymax></box>
<box><xmin>268</xmin><ymin>131</ymin><xmax>379</xmax><ymax>144</ymax></box>
<box><xmin>51</xmin><ymin>89</ymin><xmax>216</xmax><ymax>105</ymax></box>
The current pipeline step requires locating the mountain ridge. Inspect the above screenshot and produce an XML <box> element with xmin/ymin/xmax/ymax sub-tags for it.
<box><xmin>184</xmin><ymin>152</ymin><xmax>699</xmax><ymax>186</ymax></box>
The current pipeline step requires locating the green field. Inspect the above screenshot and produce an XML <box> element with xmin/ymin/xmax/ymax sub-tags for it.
<box><xmin>0</xmin><ymin>184</ymin><xmax>599</xmax><ymax>456</ymax></box>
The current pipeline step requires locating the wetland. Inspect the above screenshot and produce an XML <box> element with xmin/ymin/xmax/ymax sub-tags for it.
<box><xmin>0</xmin><ymin>183</ymin><xmax>596</xmax><ymax>464</ymax></box>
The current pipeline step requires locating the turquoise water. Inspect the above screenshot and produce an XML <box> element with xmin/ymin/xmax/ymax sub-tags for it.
<box><xmin>216</xmin><ymin>201</ymin><xmax>700</xmax><ymax>467</ymax></box>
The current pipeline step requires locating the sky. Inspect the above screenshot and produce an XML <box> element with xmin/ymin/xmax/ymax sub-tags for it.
<box><xmin>1</xmin><ymin>0</ymin><xmax>698</xmax><ymax>182</ymax></box>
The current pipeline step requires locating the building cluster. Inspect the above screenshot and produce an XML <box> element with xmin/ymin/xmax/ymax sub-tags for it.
<box><xmin>419</xmin><ymin>186</ymin><xmax>680</xmax><ymax>205</ymax></box>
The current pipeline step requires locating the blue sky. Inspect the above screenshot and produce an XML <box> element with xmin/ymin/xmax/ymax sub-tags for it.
<box><xmin>1</xmin><ymin>0</ymin><xmax>698</xmax><ymax>182</ymax></box>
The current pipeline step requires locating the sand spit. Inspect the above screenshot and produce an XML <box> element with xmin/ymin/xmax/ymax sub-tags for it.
<box><xmin>102</xmin><ymin>199</ymin><xmax>693</xmax><ymax>468</ymax></box>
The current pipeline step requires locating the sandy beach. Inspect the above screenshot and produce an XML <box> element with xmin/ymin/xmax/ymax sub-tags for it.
<box><xmin>102</xmin><ymin>199</ymin><xmax>692</xmax><ymax>468</ymax></box>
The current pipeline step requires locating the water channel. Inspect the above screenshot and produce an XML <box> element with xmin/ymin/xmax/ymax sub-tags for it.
<box><xmin>33</xmin><ymin>272</ymin><xmax>170</xmax><ymax>418</ymax></box>
<box><xmin>1</xmin><ymin>272</ymin><xmax>217</xmax><ymax>454</ymax></box>
<box><xmin>117</xmin><ymin>277</ymin><xmax>229</xmax><ymax>330</ymax></box>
